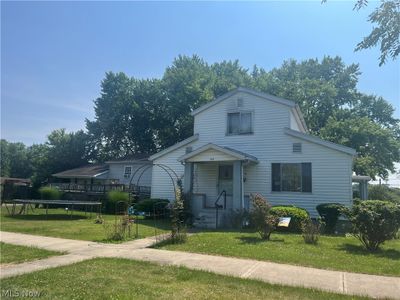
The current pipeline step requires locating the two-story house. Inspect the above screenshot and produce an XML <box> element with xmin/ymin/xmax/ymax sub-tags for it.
<box><xmin>149</xmin><ymin>87</ymin><xmax>356</xmax><ymax>227</ymax></box>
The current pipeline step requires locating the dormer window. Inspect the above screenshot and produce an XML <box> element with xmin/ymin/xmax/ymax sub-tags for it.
<box><xmin>227</xmin><ymin>111</ymin><xmax>253</xmax><ymax>135</ymax></box>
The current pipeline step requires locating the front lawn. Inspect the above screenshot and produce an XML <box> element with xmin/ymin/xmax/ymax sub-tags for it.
<box><xmin>0</xmin><ymin>242</ymin><xmax>63</xmax><ymax>264</ymax></box>
<box><xmin>0</xmin><ymin>258</ymin><xmax>368</xmax><ymax>300</ymax></box>
<box><xmin>0</xmin><ymin>207</ymin><xmax>170</xmax><ymax>242</ymax></box>
<box><xmin>158</xmin><ymin>231</ymin><xmax>400</xmax><ymax>277</ymax></box>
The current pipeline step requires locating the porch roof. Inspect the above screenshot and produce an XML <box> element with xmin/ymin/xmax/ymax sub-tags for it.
<box><xmin>52</xmin><ymin>164</ymin><xmax>109</xmax><ymax>179</ymax></box>
<box><xmin>178</xmin><ymin>143</ymin><xmax>258</xmax><ymax>163</ymax></box>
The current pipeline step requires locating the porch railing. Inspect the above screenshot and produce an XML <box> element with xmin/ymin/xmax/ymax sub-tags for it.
<box><xmin>214</xmin><ymin>190</ymin><xmax>226</xmax><ymax>229</ymax></box>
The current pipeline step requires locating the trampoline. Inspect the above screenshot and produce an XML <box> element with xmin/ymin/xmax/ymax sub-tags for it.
<box><xmin>5</xmin><ymin>199</ymin><xmax>102</xmax><ymax>218</ymax></box>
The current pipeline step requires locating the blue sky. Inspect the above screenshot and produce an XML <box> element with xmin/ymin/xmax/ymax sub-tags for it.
<box><xmin>2</xmin><ymin>1</ymin><xmax>399</xmax><ymax>145</ymax></box>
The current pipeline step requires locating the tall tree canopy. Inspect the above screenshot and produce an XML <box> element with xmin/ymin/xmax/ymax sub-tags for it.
<box><xmin>0</xmin><ymin>140</ymin><xmax>32</xmax><ymax>178</ymax></box>
<box><xmin>1</xmin><ymin>129</ymin><xmax>90</xmax><ymax>188</ymax></box>
<box><xmin>87</xmin><ymin>55</ymin><xmax>399</xmax><ymax>179</ymax></box>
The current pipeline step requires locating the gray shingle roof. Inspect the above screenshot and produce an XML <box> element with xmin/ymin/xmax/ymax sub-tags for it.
<box><xmin>52</xmin><ymin>164</ymin><xmax>109</xmax><ymax>178</ymax></box>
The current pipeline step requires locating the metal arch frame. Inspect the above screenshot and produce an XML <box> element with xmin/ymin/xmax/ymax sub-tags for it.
<box><xmin>127</xmin><ymin>162</ymin><xmax>181</xmax><ymax>241</ymax></box>
<box><xmin>128</xmin><ymin>163</ymin><xmax>180</xmax><ymax>200</ymax></box>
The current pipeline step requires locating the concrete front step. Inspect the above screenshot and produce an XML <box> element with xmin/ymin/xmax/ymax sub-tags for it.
<box><xmin>193</xmin><ymin>210</ymin><xmax>219</xmax><ymax>229</ymax></box>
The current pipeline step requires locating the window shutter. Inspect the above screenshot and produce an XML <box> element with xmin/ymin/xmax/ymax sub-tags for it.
<box><xmin>301</xmin><ymin>163</ymin><xmax>312</xmax><ymax>192</ymax></box>
<box><xmin>271</xmin><ymin>163</ymin><xmax>281</xmax><ymax>191</ymax></box>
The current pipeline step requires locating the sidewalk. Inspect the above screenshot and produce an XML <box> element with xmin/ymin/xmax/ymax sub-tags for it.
<box><xmin>1</xmin><ymin>231</ymin><xmax>399</xmax><ymax>299</ymax></box>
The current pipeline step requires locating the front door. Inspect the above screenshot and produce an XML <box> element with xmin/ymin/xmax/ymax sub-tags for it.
<box><xmin>218</xmin><ymin>164</ymin><xmax>233</xmax><ymax>209</ymax></box>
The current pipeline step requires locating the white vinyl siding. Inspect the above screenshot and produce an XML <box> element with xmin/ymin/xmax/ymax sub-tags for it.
<box><xmin>152</xmin><ymin>90</ymin><xmax>353</xmax><ymax>216</ymax></box>
<box><xmin>108</xmin><ymin>163</ymin><xmax>152</xmax><ymax>186</ymax></box>
<box><xmin>151</xmin><ymin>140</ymin><xmax>200</xmax><ymax>200</ymax></box>
<box><xmin>290</xmin><ymin>110</ymin><xmax>301</xmax><ymax>131</ymax></box>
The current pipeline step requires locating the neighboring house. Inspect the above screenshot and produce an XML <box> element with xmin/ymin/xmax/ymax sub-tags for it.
<box><xmin>150</xmin><ymin>87</ymin><xmax>356</xmax><ymax>227</ymax></box>
<box><xmin>105</xmin><ymin>154</ymin><xmax>152</xmax><ymax>187</ymax></box>
<box><xmin>51</xmin><ymin>155</ymin><xmax>152</xmax><ymax>195</ymax></box>
<box><xmin>1</xmin><ymin>177</ymin><xmax>31</xmax><ymax>200</ymax></box>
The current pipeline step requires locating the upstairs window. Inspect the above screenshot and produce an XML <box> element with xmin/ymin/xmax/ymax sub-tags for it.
<box><xmin>124</xmin><ymin>166</ymin><xmax>132</xmax><ymax>178</ymax></box>
<box><xmin>227</xmin><ymin>111</ymin><xmax>253</xmax><ymax>135</ymax></box>
<box><xmin>272</xmin><ymin>163</ymin><xmax>312</xmax><ymax>192</ymax></box>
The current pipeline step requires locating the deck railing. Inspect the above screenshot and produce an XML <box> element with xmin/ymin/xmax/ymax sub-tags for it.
<box><xmin>48</xmin><ymin>183</ymin><xmax>151</xmax><ymax>196</ymax></box>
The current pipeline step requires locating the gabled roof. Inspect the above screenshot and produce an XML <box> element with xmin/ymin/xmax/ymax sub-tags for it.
<box><xmin>149</xmin><ymin>134</ymin><xmax>199</xmax><ymax>161</ymax></box>
<box><xmin>52</xmin><ymin>164</ymin><xmax>109</xmax><ymax>179</ymax></box>
<box><xmin>178</xmin><ymin>143</ymin><xmax>258</xmax><ymax>163</ymax></box>
<box><xmin>190</xmin><ymin>87</ymin><xmax>308</xmax><ymax>132</ymax></box>
<box><xmin>284</xmin><ymin>128</ymin><xmax>356</xmax><ymax>156</ymax></box>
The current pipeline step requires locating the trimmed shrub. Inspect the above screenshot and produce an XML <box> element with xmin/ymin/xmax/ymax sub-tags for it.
<box><xmin>343</xmin><ymin>200</ymin><xmax>400</xmax><ymax>251</ymax></box>
<box><xmin>316</xmin><ymin>203</ymin><xmax>344</xmax><ymax>234</ymax></box>
<box><xmin>134</xmin><ymin>198</ymin><xmax>169</xmax><ymax>216</ymax></box>
<box><xmin>39</xmin><ymin>186</ymin><xmax>63</xmax><ymax>200</ymax></box>
<box><xmin>105</xmin><ymin>191</ymin><xmax>130</xmax><ymax>214</ymax></box>
<box><xmin>250</xmin><ymin>194</ymin><xmax>278</xmax><ymax>240</ymax></box>
<box><xmin>270</xmin><ymin>206</ymin><xmax>309</xmax><ymax>233</ymax></box>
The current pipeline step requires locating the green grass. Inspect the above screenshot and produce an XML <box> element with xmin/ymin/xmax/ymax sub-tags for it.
<box><xmin>0</xmin><ymin>207</ymin><xmax>170</xmax><ymax>242</ymax></box>
<box><xmin>0</xmin><ymin>258</ymin><xmax>369</xmax><ymax>300</ymax></box>
<box><xmin>0</xmin><ymin>242</ymin><xmax>63</xmax><ymax>264</ymax></box>
<box><xmin>158</xmin><ymin>231</ymin><xmax>400</xmax><ymax>277</ymax></box>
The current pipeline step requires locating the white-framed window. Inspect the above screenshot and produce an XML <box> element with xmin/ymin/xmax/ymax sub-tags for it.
<box><xmin>124</xmin><ymin>166</ymin><xmax>132</xmax><ymax>178</ymax></box>
<box><xmin>272</xmin><ymin>163</ymin><xmax>312</xmax><ymax>192</ymax></box>
<box><xmin>227</xmin><ymin>111</ymin><xmax>253</xmax><ymax>135</ymax></box>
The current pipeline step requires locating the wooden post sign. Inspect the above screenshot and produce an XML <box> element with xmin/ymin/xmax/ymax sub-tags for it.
<box><xmin>278</xmin><ymin>217</ymin><xmax>291</xmax><ymax>227</ymax></box>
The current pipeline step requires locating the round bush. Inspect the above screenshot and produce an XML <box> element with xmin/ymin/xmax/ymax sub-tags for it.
<box><xmin>316</xmin><ymin>203</ymin><xmax>344</xmax><ymax>234</ymax></box>
<box><xmin>39</xmin><ymin>186</ymin><xmax>63</xmax><ymax>200</ymax></box>
<box><xmin>105</xmin><ymin>191</ymin><xmax>130</xmax><ymax>214</ymax></box>
<box><xmin>345</xmin><ymin>200</ymin><xmax>400</xmax><ymax>251</ymax></box>
<box><xmin>270</xmin><ymin>205</ymin><xmax>309</xmax><ymax>233</ymax></box>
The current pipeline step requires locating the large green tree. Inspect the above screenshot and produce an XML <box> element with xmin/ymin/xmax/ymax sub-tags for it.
<box><xmin>320</xmin><ymin>117</ymin><xmax>400</xmax><ymax>178</ymax></box>
<box><xmin>0</xmin><ymin>139</ymin><xmax>32</xmax><ymax>178</ymax></box>
<box><xmin>33</xmin><ymin>129</ymin><xmax>89</xmax><ymax>187</ymax></box>
<box><xmin>86</xmin><ymin>55</ymin><xmax>399</xmax><ymax>179</ymax></box>
<box><xmin>86</xmin><ymin>72</ymin><xmax>161</xmax><ymax>160</ymax></box>
<box><xmin>253</xmin><ymin>57</ymin><xmax>360</xmax><ymax>133</ymax></box>
<box><xmin>1</xmin><ymin>129</ymin><xmax>90</xmax><ymax>188</ymax></box>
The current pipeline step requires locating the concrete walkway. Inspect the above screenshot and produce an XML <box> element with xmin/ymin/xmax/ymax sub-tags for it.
<box><xmin>1</xmin><ymin>231</ymin><xmax>399</xmax><ymax>299</ymax></box>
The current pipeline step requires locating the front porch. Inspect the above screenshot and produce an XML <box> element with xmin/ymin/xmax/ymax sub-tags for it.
<box><xmin>179</xmin><ymin>143</ymin><xmax>258</xmax><ymax>228</ymax></box>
